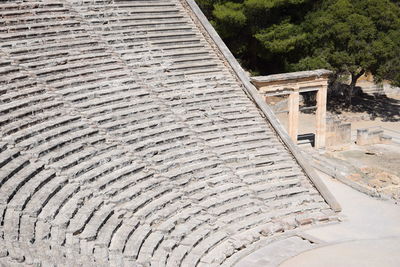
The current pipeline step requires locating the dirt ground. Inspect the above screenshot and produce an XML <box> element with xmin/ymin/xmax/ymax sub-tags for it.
<box><xmin>325</xmin><ymin>94</ymin><xmax>400</xmax><ymax>200</ymax></box>
<box><xmin>274</xmin><ymin>93</ymin><xmax>400</xmax><ymax>200</ymax></box>
<box><xmin>328</xmin><ymin>144</ymin><xmax>400</xmax><ymax>200</ymax></box>
<box><xmin>329</xmin><ymin>94</ymin><xmax>400</xmax><ymax>133</ymax></box>
<box><xmin>276</xmin><ymin>94</ymin><xmax>400</xmax><ymax>135</ymax></box>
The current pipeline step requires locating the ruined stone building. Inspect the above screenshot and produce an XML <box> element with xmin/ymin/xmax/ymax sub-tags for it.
<box><xmin>0</xmin><ymin>0</ymin><xmax>339</xmax><ymax>266</ymax></box>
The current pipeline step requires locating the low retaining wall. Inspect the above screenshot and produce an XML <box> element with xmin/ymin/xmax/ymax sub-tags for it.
<box><xmin>356</xmin><ymin>128</ymin><xmax>392</xmax><ymax>145</ymax></box>
<box><xmin>326</xmin><ymin>117</ymin><xmax>351</xmax><ymax>147</ymax></box>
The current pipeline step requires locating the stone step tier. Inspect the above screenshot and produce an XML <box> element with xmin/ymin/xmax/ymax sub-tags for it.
<box><xmin>0</xmin><ymin>0</ymin><xmax>336</xmax><ymax>266</ymax></box>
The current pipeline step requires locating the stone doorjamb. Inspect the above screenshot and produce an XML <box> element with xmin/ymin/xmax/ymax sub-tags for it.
<box><xmin>251</xmin><ymin>69</ymin><xmax>332</xmax><ymax>149</ymax></box>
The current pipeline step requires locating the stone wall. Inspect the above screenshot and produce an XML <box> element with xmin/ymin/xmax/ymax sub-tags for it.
<box><xmin>357</xmin><ymin>129</ymin><xmax>392</xmax><ymax>145</ymax></box>
<box><xmin>326</xmin><ymin>117</ymin><xmax>352</xmax><ymax>147</ymax></box>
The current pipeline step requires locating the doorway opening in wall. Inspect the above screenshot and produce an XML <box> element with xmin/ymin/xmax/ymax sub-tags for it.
<box><xmin>264</xmin><ymin>91</ymin><xmax>318</xmax><ymax>148</ymax></box>
<box><xmin>264</xmin><ymin>93</ymin><xmax>290</xmax><ymax>136</ymax></box>
<box><xmin>298</xmin><ymin>91</ymin><xmax>318</xmax><ymax>147</ymax></box>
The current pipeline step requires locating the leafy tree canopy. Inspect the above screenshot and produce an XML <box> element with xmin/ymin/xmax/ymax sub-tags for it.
<box><xmin>196</xmin><ymin>0</ymin><xmax>400</xmax><ymax>101</ymax></box>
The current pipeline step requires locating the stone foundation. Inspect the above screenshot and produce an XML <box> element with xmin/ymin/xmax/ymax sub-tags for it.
<box><xmin>326</xmin><ymin>117</ymin><xmax>352</xmax><ymax>147</ymax></box>
<box><xmin>356</xmin><ymin>128</ymin><xmax>392</xmax><ymax>145</ymax></box>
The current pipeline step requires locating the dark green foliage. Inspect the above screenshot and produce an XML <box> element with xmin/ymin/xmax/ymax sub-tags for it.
<box><xmin>196</xmin><ymin>0</ymin><xmax>400</xmax><ymax>102</ymax></box>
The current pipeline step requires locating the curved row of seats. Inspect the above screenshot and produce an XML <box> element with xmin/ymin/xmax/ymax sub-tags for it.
<box><xmin>0</xmin><ymin>0</ymin><xmax>335</xmax><ymax>266</ymax></box>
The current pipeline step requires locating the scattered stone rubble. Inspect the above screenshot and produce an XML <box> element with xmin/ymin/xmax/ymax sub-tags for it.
<box><xmin>0</xmin><ymin>0</ymin><xmax>336</xmax><ymax>266</ymax></box>
<box><xmin>304</xmin><ymin>146</ymin><xmax>400</xmax><ymax>202</ymax></box>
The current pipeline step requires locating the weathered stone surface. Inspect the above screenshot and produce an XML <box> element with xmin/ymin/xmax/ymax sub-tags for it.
<box><xmin>251</xmin><ymin>69</ymin><xmax>332</xmax><ymax>83</ymax></box>
<box><xmin>0</xmin><ymin>0</ymin><xmax>335</xmax><ymax>266</ymax></box>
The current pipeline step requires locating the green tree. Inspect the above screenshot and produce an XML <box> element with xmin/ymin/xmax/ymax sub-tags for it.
<box><xmin>196</xmin><ymin>0</ymin><xmax>400</xmax><ymax>104</ymax></box>
<box><xmin>196</xmin><ymin>0</ymin><xmax>313</xmax><ymax>73</ymax></box>
<box><xmin>296</xmin><ymin>0</ymin><xmax>400</xmax><ymax>103</ymax></box>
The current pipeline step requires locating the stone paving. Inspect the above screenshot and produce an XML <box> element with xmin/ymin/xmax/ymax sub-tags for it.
<box><xmin>0</xmin><ymin>0</ymin><xmax>336</xmax><ymax>266</ymax></box>
<box><xmin>281</xmin><ymin>237</ymin><xmax>400</xmax><ymax>267</ymax></box>
<box><xmin>281</xmin><ymin>170</ymin><xmax>400</xmax><ymax>267</ymax></box>
<box><xmin>235</xmin><ymin>236</ymin><xmax>316</xmax><ymax>267</ymax></box>
<box><xmin>235</xmin><ymin>170</ymin><xmax>400</xmax><ymax>267</ymax></box>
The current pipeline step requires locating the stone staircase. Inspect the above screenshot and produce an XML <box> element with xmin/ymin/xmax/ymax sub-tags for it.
<box><xmin>0</xmin><ymin>0</ymin><xmax>336</xmax><ymax>266</ymax></box>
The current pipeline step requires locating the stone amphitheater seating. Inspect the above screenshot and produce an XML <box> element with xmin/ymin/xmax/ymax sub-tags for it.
<box><xmin>0</xmin><ymin>0</ymin><xmax>338</xmax><ymax>266</ymax></box>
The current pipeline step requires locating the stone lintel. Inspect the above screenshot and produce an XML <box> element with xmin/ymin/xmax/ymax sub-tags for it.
<box><xmin>257</xmin><ymin>81</ymin><xmax>327</xmax><ymax>94</ymax></box>
<box><xmin>250</xmin><ymin>69</ymin><xmax>332</xmax><ymax>85</ymax></box>
<box><xmin>252</xmin><ymin>70</ymin><xmax>330</xmax><ymax>150</ymax></box>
